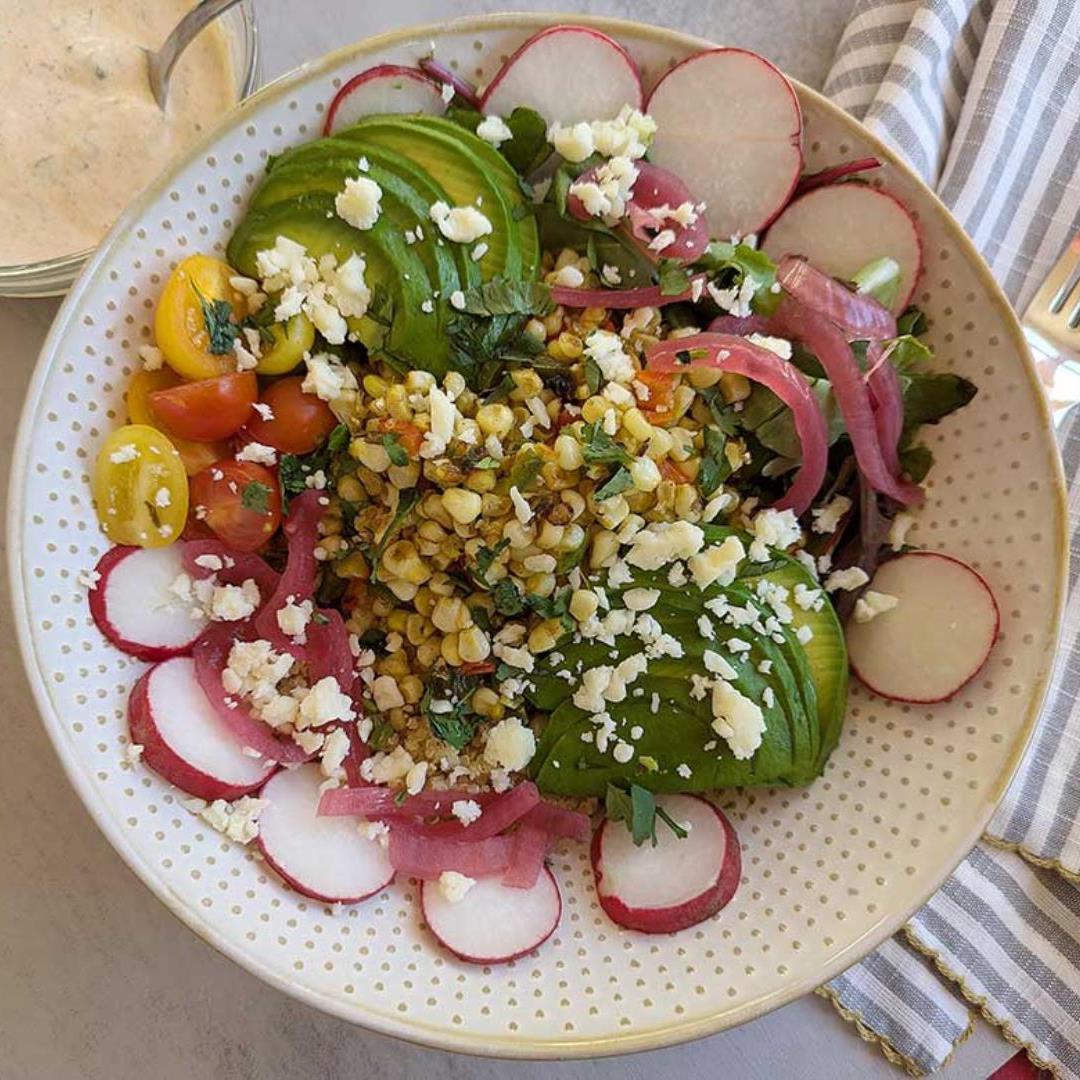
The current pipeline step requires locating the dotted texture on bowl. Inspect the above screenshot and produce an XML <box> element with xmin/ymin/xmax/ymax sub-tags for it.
<box><xmin>10</xmin><ymin>17</ymin><xmax>1066</xmax><ymax>1058</ymax></box>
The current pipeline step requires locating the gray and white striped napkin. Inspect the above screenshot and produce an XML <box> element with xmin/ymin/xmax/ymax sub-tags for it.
<box><xmin>818</xmin><ymin>1</ymin><xmax>1080</xmax><ymax>1076</ymax></box>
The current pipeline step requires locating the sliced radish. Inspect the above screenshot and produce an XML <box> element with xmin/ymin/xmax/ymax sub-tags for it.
<box><xmin>591</xmin><ymin>794</ymin><xmax>741</xmax><ymax>934</ymax></box>
<box><xmin>257</xmin><ymin>764</ymin><xmax>395</xmax><ymax>903</ymax></box>
<box><xmin>646</xmin><ymin>49</ymin><xmax>802</xmax><ymax>241</ymax></box>
<box><xmin>89</xmin><ymin>545</ymin><xmax>207</xmax><ymax>661</ymax></box>
<box><xmin>128</xmin><ymin>657</ymin><xmax>275</xmax><ymax>800</ymax></box>
<box><xmin>421</xmin><ymin>867</ymin><xmax>561</xmax><ymax>964</ymax></box>
<box><xmin>762</xmin><ymin>185</ymin><xmax>922</xmax><ymax>312</ymax></box>
<box><xmin>846</xmin><ymin>552</ymin><xmax>999</xmax><ymax>703</ymax></box>
<box><xmin>323</xmin><ymin>64</ymin><xmax>447</xmax><ymax>136</ymax></box>
<box><xmin>480</xmin><ymin>25</ymin><xmax>642</xmax><ymax>124</ymax></box>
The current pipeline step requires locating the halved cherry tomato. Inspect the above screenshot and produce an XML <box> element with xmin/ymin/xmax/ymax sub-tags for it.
<box><xmin>126</xmin><ymin>369</ymin><xmax>230</xmax><ymax>476</ymax></box>
<box><xmin>155</xmin><ymin>255</ymin><xmax>246</xmax><ymax>380</ymax></box>
<box><xmin>376</xmin><ymin>417</ymin><xmax>423</xmax><ymax>457</ymax></box>
<box><xmin>256</xmin><ymin>313</ymin><xmax>315</xmax><ymax>375</ymax></box>
<box><xmin>634</xmin><ymin>371</ymin><xmax>678</xmax><ymax>425</ymax></box>
<box><xmin>189</xmin><ymin>458</ymin><xmax>282</xmax><ymax>552</ymax></box>
<box><xmin>246</xmin><ymin>375</ymin><xmax>337</xmax><ymax>454</ymax></box>
<box><xmin>148</xmin><ymin>371</ymin><xmax>258</xmax><ymax>442</ymax></box>
<box><xmin>93</xmin><ymin>424</ymin><xmax>189</xmax><ymax>547</ymax></box>
<box><xmin>660</xmin><ymin>458</ymin><xmax>689</xmax><ymax>484</ymax></box>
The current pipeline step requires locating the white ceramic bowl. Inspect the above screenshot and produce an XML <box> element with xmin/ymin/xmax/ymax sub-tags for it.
<box><xmin>8</xmin><ymin>13</ymin><xmax>1068</xmax><ymax>1059</ymax></box>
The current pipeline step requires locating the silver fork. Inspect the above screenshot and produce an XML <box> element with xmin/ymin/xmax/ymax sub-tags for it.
<box><xmin>1021</xmin><ymin>235</ymin><xmax>1080</xmax><ymax>426</ymax></box>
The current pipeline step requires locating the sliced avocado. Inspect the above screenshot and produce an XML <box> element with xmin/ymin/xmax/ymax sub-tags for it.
<box><xmin>329</xmin><ymin>116</ymin><xmax>533</xmax><ymax>281</ymax></box>
<box><xmin>226</xmin><ymin>191</ymin><xmax>448</xmax><ymax>373</ymax></box>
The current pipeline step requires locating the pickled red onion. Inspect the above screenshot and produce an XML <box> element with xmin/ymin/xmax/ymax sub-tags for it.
<box><xmin>794</xmin><ymin>157</ymin><xmax>881</xmax><ymax>195</ymax></box>
<box><xmin>776</xmin><ymin>256</ymin><xmax>897</xmax><ymax>341</ymax></box>
<box><xmin>417</xmin><ymin>58</ymin><xmax>481</xmax><ymax>109</ymax></box>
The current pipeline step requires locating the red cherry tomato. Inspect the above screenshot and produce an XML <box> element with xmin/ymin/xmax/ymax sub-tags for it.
<box><xmin>149</xmin><ymin>371</ymin><xmax>258</xmax><ymax>442</ymax></box>
<box><xmin>189</xmin><ymin>458</ymin><xmax>282</xmax><ymax>552</ymax></box>
<box><xmin>245</xmin><ymin>375</ymin><xmax>338</xmax><ymax>455</ymax></box>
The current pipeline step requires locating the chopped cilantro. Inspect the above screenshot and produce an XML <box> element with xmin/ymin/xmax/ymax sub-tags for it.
<box><xmin>474</xmin><ymin>538</ymin><xmax>510</xmax><ymax>586</ymax></box>
<box><xmin>192</xmin><ymin>284</ymin><xmax>239</xmax><ymax>355</ymax></box>
<box><xmin>240</xmin><ymin>481</ymin><xmax>271</xmax><ymax>513</ymax></box>
<box><xmin>595</xmin><ymin>465</ymin><xmax>633</xmax><ymax>500</ymax></box>
<box><xmin>580</xmin><ymin>421</ymin><xmax>631</xmax><ymax>467</ymax></box>
<box><xmin>697</xmin><ymin>426</ymin><xmax>732</xmax><ymax>498</ymax></box>
<box><xmin>583</xmin><ymin>355</ymin><xmax>602</xmax><ymax>395</ymax></box>
<box><xmin>509</xmin><ymin>449</ymin><xmax>543</xmax><ymax>491</ymax></box>
<box><xmin>492</xmin><ymin>578</ymin><xmax>525</xmax><ymax>616</ymax></box>
<box><xmin>327</xmin><ymin>423</ymin><xmax>350</xmax><ymax>452</ymax></box>
<box><xmin>382</xmin><ymin>433</ymin><xmax>409</xmax><ymax>466</ymax></box>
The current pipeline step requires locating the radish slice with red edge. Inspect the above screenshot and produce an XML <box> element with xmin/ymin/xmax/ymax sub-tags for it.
<box><xmin>192</xmin><ymin>624</ymin><xmax>311</xmax><ymax>764</ymax></box>
<box><xmin>388</xmin><ymin>825</ymin><xmax>514</xmax><ymax>879</ymax></box>
<box><xmin>480</xmin><ymin>25</ymin><xmax>642</xmax><ymax>124</ymax></box>
<box><xmin>846</xmin><ymin>552</ymin><xmax>999</xmax><ymax>703</ymax></box>
<box><xmin>89</xmin><ymin>544</ymin><xmax>209</xmax><ymax>661</ymax></box>
<box><xmin>323</xmin><ymin>64</ymin><xmax>447</xmax><ymax>136</ymax></box>
<box><xmin>421</xmin><ymin>867</ymin><xmax>561</xmax><ymax>963</ymax></box>
<box><xmin>795</xmin><ymin>156</ymin><xmax>882</xmax><ymax>195</ymax></box>
<box><xmin>418</xmin><ymin>58</ymin><xmax>480</xmax><ymax>109</ymax></box>
<box><xmin>647</xmin><ymin>48</ymin><xmax>802</xmax><ymax>240</ymax></box>
<box><xmin>128</xmin><ymin>657</ymin><xmax>275</xmax><ymax>800</ymax></box>
<box><xmin>762</xmin><ymin>185</ymin><xmax>922</xmax><ymax>313</ymax></box>
<box><xmin>257</xmin><ymin>764</ymin><xmax>395</xmax><ymax>903</ymax></box>
<box><xmin>647</xmin><ymin>332</ymin><xmax>828</xmax><ymax>515</ymax></box>
<box><xmin>592</xmin><ymin>794</ymin><xmax>741</xmax><ymax>933</ymax></box>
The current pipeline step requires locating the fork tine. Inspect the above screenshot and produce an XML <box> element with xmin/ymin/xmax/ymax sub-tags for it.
<box><xmin>1050</xmin><ymin>258</ymin><xmax>1080</xmax><ymax>313</ymax></box>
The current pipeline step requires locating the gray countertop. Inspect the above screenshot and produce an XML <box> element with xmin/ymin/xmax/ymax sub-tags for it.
<box><xmin>0</xmin><ymin>1</ymin><xmax>1016</xmax><ymax>1076</ymax></box>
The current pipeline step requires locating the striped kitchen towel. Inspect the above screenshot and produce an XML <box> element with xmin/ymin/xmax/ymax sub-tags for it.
<box><xmin>820</xmin><ymin>1</ymin><xmax>1080</xmax><ymax>1077</ymax></box>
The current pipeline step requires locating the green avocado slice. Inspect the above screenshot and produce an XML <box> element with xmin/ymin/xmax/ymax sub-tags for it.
<box><xmin>226</xmin><ymin>191</ymin><xmax>448</xmax><ymax>373</ymax></box>
<box><xmin>328</xmin><ymin>116</ymin><xmax>531</xmax><ymax>281</ymax></box>
<box><xmin>525</xmin><ymin>532</ymin><xmax>847</xmax><ymax>797</ymax></box>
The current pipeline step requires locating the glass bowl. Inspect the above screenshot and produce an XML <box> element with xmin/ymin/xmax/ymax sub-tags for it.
<box><xmin>0</xmin><ymin>0</ymin><xmax>259</xmax><ymax>299</ymax></box>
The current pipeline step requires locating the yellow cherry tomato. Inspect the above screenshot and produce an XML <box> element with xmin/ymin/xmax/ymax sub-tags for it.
<box><xmin>93</xmin><ymin>425</ymin><xmax>189</xmax><ymax>547</ymax></box>
<box><xmin>155</xmin><ymin>255</ymin><xmax>246</xmax><ymax>380</ymax></box>
<box><xmin>125</xmin><ymin>369</ymin><xmax>229</xmax><ymax>477</ymax></box>
<box><xmin>256</xmin><ymin>312</ymin><xmax>315</xmax><ymax>375</ymax></box>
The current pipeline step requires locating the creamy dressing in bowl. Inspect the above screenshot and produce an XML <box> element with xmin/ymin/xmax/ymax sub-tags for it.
<box><xmin>0</xmin><ymin>0</ymin><xmax>237</xmax><ymax>266</ymax></box>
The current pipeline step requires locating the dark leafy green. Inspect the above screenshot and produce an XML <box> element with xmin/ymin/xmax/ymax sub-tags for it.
<box><xmin>499</xmin><ymin>106</ymin><xmax>550</xmax><ymax>174</ymax></box>
<box><xmin>900</xmin><ymin>372</ymin><xmax>977</xmax><ymax>428</ymax></box>
<box><xmin>457</xmin><ymin>278</ymin><xmax>555</xmax><ymax>317</ymax></box>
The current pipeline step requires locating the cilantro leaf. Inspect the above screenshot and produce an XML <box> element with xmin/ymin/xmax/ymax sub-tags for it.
<box><xmin>421</xmin><ymin>670</ymin><xmax>481</xmax><ymax>751</ymax></box>
<box><xmin>240</xmin><ymin>481</ymin><xmax>271</xmax><ymax>513</ymax></box>
<box><xmin>697</xmin><ymin>427</ymin><xmax>733</xmax><ymax>498</ymax></box>
<box><xmin>583</xmin><ymin>355</ymin><xmax>602</xmax><ymax>395</ymax></box>
<box><xmin>657</xmin><ymin>257</ymin><xmax>691</xmax><ymax>296</ymax></box>
<box><xmin>509</xmin><ymin>449</ymin><xmax>543</xmax><ymax>491</ymax></box>
<box><xmin>456</xmin><ymin>278</ymin><xmax>555</xmax><ymax>317</ymax></box>
<box><xmin>192</xmin><ymin>284</ymin><xmax>239</xmax><ymax>355</ymax></box>
<box><xmin>382</xmin><ymin>433</ymin><xmax>409</xmax><ymax>467</ymax></box>
<box><xmin>327</xmin><ymin>423</ymin><xmax>350</xmax><ymax>452</ymax></box>
<box><xmin>492</xmin><ymin>578</ymin><xmax>525</xmax><ymax>616</ymax></box>
<box><xmin>367</xmin><ymin>488</ymin><xmax>420</xmax><ymax>575</ymax></box>
<box><xmin>595</xmin><ymin>465</ymin><xmax>633</xmax><ymax>500</ymax></box>
<box><xmin>473</xmin><ymin>537</ymin><xmax>510</xmax><ymax>586</ymax></box>
<box><xmin>580</xmin><ymin>421</ymin><xmax>631</xmax><ymax>467</ymax></box>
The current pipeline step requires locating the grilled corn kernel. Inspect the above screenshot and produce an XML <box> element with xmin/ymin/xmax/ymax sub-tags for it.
<box><xmin>386</xmin><ymin>609</ymin><xmax>409</xmax><ymax>634</ymax></box>
<box><xmin>458</xmin><ymin>625</ymin><xmax>492</xmax><ymax>663</ymax></box>
<box><xmin>381</xmin><ymin>540</ymin><xmax>431</xmax><ymax>584</ymax></box>
<box><xmin>581</xmin><ymin>395</ymin><xmax>611</xmax><ymax>424</ymax></box>
<box><xmin>376</xmin><ymin>649</ymin><xmax>410</xmax><ymax>679</ymax></box>
<box><xmin>385</xmin><ymin>577</ymin><xmax>419</xmax><ymax>602</ymax></box>
<box><xmin>559</xmin><ymin>522</ymin><xmax>586</xmax><ymax>553</ymax></box>
<box><xmin>442</xmin><ymin>487</ymin><xmax>483</xmax><ymax>525</ymax></box>
<box><xmin>385</xmin><ymin>384</ymin><xmax>411</xmax><ymax>420</ymax></box>
<box><xmin>688</xmin><ymin>366</ymin><xmax>723</xmax><ymax>389</ymax></box>
<box><xmin>570</xmin><ymin>588</ymin><xmax>599</xmax><ymax>622</ymax></box>
<box><xmin>595</xmin><ymin>493</ymin><xmax>630</xmax><ymax>529</ymax></box>
<box><xmin>543</xmin><ymin>308</ymin><xmax>564</xmax><ymax>337</ymax></box>
<box><xmin>335</xmin><ymin>551</ymin><xmax>369</xmax><ymax>579</ymax></box>
<box><xmin>590</xmin><ymin>529</ymin><xmax>619</xmax><ymax>568</ymax></box>
<box><xmin>675</xmin><ymin>483</ymin><xmax>699</xmax><ymax>518</ymax></box>
<box><xmin>428</xmin><ymin>572</ymin><xmax>455</xmax><ymax>597</ymax></box>
<box><xmin>548</xmin><ymin>331</ymin><xmax>583</xmax><ymax>360</ymax></box>
<box><xmin>421</xmin><ymin>492</ymin><xmax>452</xmax><ymax>528</ymax></box>
<box><xmin>678</xmin><ymin>456</ymin><xmax>701</xmax><ymax>482</ymax></box>
<box><xmin>672</xmin><ymin>383</ymin><xmax>696</xmax><ymax>419</ymax></box>
<box><xmin>416</xmin><ymin>640</ymin><xmax>441</xmax><ymax>668</ymax></box>
<box><xmin>465</xmin><ymin>468</ymin><xmax>497</xmax><ymax>493</ymax></box>
<box><xmin>443</xmin><ymin>371</ymin><xmax>466</xmax><ymax>399</ymax></box>
<box><xmin>432</xmin><ymin>596</ymin><xmax>473</xmax><ymax>633</ymax></box>
<box><xmin>560</xmin><ymin>489</ymin><xmax>586</xmax><ymax>520</ymax></box>
<box><xmin>472</xmin><ymin>687</ymin><xmax>502</xmax><ymax>719</ymax></box>
<box><xmin>622</xmin><ymin>407</ymin><xmax>653</xmax><ymax>442</ymax></box>
<box><xmin>398</xmin><ymin>675</ymin><xmax>425</xmax><ymax>705</ymax></box>
<box><xmin>417</xmin><ymin>520</ymin><xmax>447</xmax><ymax>544</ymax></box>
<box><xmin>475</xmin><ymin>402</ymin><xmax>514</xmax><ymax>438</ymax></box>
<box><xmin>336</xmin><ymin>474</ymin><xmax>365</xmax><ymax>503</ymax></box>
<box><xmin>528</xmin><ymin>618</ymin><xmax>564</xmax><ymax>654</ymax></box>
<box><xmin>526</xmin><ymin>571</ymin><xmax>556</xmax><ymax>597</ymax></box>
<box><xmin>630</xmin><ymin>456</ymin><xmax>661</xmax><ymax>492</ymax></box>
<box><xmin>502</xmin><ymin>519</ymin><xmax>536</xmax><ymax>549</ymax></box>
<box><xmin>387</xmin><ymin>463</ymin><xmax>420</xmax><ymax>489</ymax></box>
<box><xmin>510</xmin><ymin>370</ymin><xmax>543</xmax><ymax>400</ymax></box>
<box><xmin>554</xmin><ymin>433</ymin><xmax>584</xmax><ymax>471</ymax></box>
<box><xmin>353</xmin><ymin>440</ymin><xmax>391</xmax><ymax>472</ymax></box>
<box><xmin>524</xmin><ymin>318</ymin><xmax>546</xmax><ymax>342</ymax></box>
<box><xmin>554</xmin><ymin>247</ymin><xmax>579</xmax><ymax>271</ymax></box>
<box><xmin>363</xmin><ymin>374</ymin><xmax>389</xmax><ymax>398</ymax></box>
<box><xmin>645</xmin><ymin>426</ymin><xmax>674</xmax><ymax>459</ymax></box>
<box><xmin>536</xmin><ymin>521</ymin><xmax>566</xmax><ymax>549</ymax></box>
<box><xmin>405</xmin><ymin>370</ymin><xmax>436</xmax><ymax>393</ymax></box>
<box><xmin>668</xmin><ymin>427</ymin><xmax>694</xmax><ymax>462</ymax></box>
<box><xmin>440</xmin><ymin>633</ymin><xmax>462</xmax><ymax>666</ymax></box>
<box><xmin>720</xmin><ymin>372</ymin><xmax>752</xmax><ymax>403</ymax></box>
<box><xmin>405</xmin><ymin>613</ymin><xmax>433</xmax><ymax>646</ymax></box>
<box><xmin>412</xmin><ymin>586</ymin><xmax>434</xmax><ymax>617</ymax></box>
